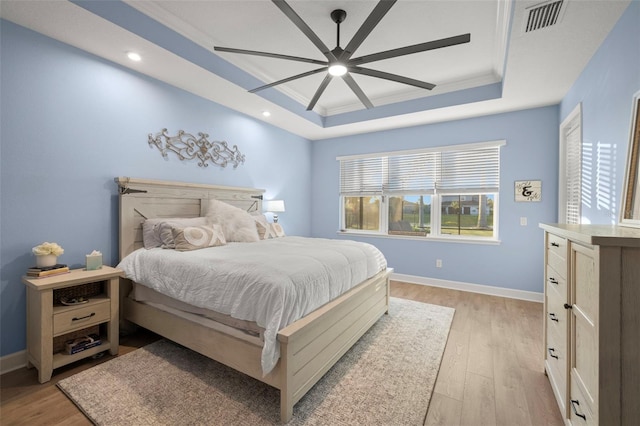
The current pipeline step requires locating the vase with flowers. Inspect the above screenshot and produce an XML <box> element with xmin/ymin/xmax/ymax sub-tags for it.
<box><xmin>32</xmin><ymin>242</ymin><xmax>64</xmax><ymax>267</ymax></box>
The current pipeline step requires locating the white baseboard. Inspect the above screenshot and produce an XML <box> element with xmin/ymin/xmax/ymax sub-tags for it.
<box><xmin>0</xmin><ymin>350</ymin><xmax>27</xmax><ymax>376</ymax></box>
<box><xmin>391</xmin><ymin>273</ymin><xmax>543</xmax><ymax>303</ymax></box>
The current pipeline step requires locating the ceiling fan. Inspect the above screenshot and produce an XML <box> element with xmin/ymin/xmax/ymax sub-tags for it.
<box><xmin>214</xmin><ymin>0</ymin><xmax>470</xmax><ymax>111</ymax></box>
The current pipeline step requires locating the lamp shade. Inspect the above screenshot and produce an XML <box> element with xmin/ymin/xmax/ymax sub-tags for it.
<box><xmin>263</xmin><ymin>200</ymin><xmax>285</xmax><ymax>213</ymax></box>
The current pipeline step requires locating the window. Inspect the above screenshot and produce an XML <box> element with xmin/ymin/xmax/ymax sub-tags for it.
<box><xmin>338</xmin><ymin>140</ymin><xmax>504</xmax><ymax>241</ymax></box>
<box><xmin>343</xmin><ymin>196</ymin><xmax>381</xmax><ymax>231</ymax></box>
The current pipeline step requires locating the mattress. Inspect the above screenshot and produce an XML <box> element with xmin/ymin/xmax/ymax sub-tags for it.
<box><xmin>130</xmin><ymin>282</ymin><xmax>264</xmax><ymax>338</ymax></box>
<box><xmin>117</xmin><ymin>236</ymin><xmax>387</xmax><ymax>374</ymax></box>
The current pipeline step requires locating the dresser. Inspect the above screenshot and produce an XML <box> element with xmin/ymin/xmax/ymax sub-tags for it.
<box><xmin>540</xmin><ymin>224</ymin><xmax>640</xmax><ymax>425</ymax></box>
<box><xmin>22</xmin><ymin>266</ymin><xmax>122</xmax><ymax>383</ymax></box>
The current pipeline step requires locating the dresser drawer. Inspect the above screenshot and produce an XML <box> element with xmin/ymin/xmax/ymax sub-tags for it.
<box><xmin>546</xmin><ymin>264</ymin><xmax>567</xmax><ymax>299</ymax></box>
<box><xmin>573</xmin><ymin>312</ymin><xmax>598</xmax><ymax>412</ymax></box>
<box><xmin>546</xmin><ymin>326</ymin><xmax>567</xmax><ymax>387</ymax></box>
<box><xmin>547</xmin><ymin>233</ymin><xmax>568</xmax><ymax>275</ymax></box>
<box><xmin>546</xmin><ymin>286</ymin><xmax>567</xmax><ymax>338</ymax></box>
<box><xmin>570</xmin><ymin>374</ymin><xmax>596</xmax><ymax>426</ymax></box>
<box><xmin>53</xmin><ymin>299</ymin><xmax>110</xmax><ymax>336</ymax></box>
<box><xmin>547</xmin><ymin>233</ymin><xmax>567</xmax><ymax>259</ymax></box>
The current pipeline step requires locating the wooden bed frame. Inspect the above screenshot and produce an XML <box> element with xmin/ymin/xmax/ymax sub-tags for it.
<box><xmin>114</xmin><ymin>177</ymin><xmax>391</xmax><ymax>423</ymax></box>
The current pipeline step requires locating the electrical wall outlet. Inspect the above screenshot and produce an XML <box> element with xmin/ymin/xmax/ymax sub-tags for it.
<box><xmin>436</xmin><ymin>259</ymin><xmax>442</xmax><ymax>268</ymax></box>
<box><xmin>520</xmin><ymin>217</ymin><xmax>528</xmax><ymax>226</ymax></box>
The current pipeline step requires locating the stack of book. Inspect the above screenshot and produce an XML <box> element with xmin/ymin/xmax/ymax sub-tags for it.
<box><xmin>26</xmin><ymin>263</ymin><xmax>70</xmax><ymax>278</ymax></box>
<box><xmin>64</xmin><ymin>333</ymin><xmax>102</xmax><ymax>355</ymax></box>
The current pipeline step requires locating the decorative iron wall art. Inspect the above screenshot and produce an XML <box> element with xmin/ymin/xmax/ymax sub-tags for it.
<box><xmin>148</xmin><ymin>129</ymin><xmax>245</xmax><ymax>169</ymax></box>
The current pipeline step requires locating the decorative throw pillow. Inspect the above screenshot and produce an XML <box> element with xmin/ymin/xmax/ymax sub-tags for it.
<box><xmin>256</xmin><ymin>220</ymin><xmax>277</xmax><ymax>240</ymax></box>
<box><xmin>271</xmin><ymin>223</ymin><xmax>286</xmax><ymax>237</ymax></box>
<box><xmin>142</xmin><ymin>218</ymin><xmax>165</xmax><ymax>249</ymax></box>
<box><xmin>171</xmin><ymin>224</ymin><xmax>226</xmax><ymax>251</ymax></box>
<box><xmin>142</xmin><ymin>217</ymin><xmax>210</xmax><ymax>249</ymax></box>
<box><xmin>204</xmin><ymin>199</ymin><xmax>260</xmax><ymax>242</ymax></box>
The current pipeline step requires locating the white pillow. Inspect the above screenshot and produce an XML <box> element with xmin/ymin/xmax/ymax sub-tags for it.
<box><xmin>142</xmin><ymin>217</ymin><xmax>210</xmax><ymax>249</ymax></box>
<box><xmin>171</xmin><ymin>224</ymin><xmax>226</xmax><ymax>251</ymax></box>
<box><xmin>204</xmin><ymin>199</ymin><xmax>260</xmax><ymax>242</ymax></box>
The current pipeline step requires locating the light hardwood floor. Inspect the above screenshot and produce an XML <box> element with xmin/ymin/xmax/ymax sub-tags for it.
<box><xmin>1</xmin><ymin>281</ymin><xmax>563</xmax><ymax>425</ymax></box>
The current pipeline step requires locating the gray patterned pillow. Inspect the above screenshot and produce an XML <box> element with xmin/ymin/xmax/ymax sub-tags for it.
<box><xmin>171</xmin><ymin>224</ymin><xmax>226</xmax><ymax>251</ymax></box>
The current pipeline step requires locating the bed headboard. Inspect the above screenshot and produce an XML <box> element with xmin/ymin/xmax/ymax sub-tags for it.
<box><xmin>114</xmin><ymin>177</ymin><xmax>265</xmax><ymax>260</ymax></box>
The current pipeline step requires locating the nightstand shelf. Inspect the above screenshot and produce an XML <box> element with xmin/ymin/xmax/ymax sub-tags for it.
<box><xmin>22</xmin><ymin>266</ymin><xmax>122</xmax><ymax>383</ymax></box>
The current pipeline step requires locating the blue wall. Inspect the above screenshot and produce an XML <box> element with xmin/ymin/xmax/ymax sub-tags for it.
<box><xmin>0</xmin><ymin>21</ymin><xmax>311</xmax><ymax>357</ymax></box>
<box><xmin>560</xmin><ymin>0</ymin><xmax>640</xmax><ymax>225</ymax></box>
<box><xmin>311</xmin><ymin>106</ymin><xmax>560</xmax><ymax>294</ymax></box>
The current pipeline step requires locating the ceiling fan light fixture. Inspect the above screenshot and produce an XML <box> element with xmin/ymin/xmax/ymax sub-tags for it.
<box><xmin>127</xmin><ymin>51</ymin><xmax>141</xmax><ymax>62</ymax></box>
<box><xmin>328</xmin><ymin>64</ymin><xmax>347</xmax><ymax>76</ymax></box>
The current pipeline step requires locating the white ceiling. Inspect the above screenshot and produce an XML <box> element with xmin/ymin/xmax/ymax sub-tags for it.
<box><xmin>0</xmin><ymin>0</ymin><xmax>631</xmax><ymax>140</ymax></box>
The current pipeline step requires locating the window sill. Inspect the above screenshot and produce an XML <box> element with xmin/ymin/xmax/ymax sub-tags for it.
<box><xmin>336</xmin><ymin>231</ymin><xmax>501</xmax><ymax>245</ymax></box>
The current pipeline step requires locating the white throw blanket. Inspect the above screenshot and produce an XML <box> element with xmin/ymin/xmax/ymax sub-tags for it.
<box><xmin>117</xmin><ymin>236</ymin><xmax>387</xmax><ymax>374</ymax></box>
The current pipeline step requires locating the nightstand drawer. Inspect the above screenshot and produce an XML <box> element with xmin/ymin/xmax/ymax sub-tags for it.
<box><xmin>53</xmin><ymin>300</ymin><xmax>110</xmax><ymax>335</ymax></box>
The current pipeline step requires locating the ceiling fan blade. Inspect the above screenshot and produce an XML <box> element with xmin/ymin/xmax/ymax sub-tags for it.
<box><xmin>249</xmin><ymin>67</ymin><xmax>327</xmax><ymax>93</ymax></box>
<box><xmin>341</xmin><ymin>0</ymin><xmax>397</xmax><ymax>60</ymax></box>
<box><xmin>350</xmin><ymin>67</ymin><xmax>435</xmax><ymax>90</ymax></box>
<box><xmin>306</xmin><ymin>74</ymin><xmax>333</xmax><ymax>111</ymax></box>
<box><xmin>350</xmin><ymin>33</ymin><xmax>471</xmax><ymax>66</ymax></box>
<box><xmin>343</xmin><ymin>73</ymin><xmax>374</xmax><ymax>109</ymax></box>
<box><xmin>215</xmin><ymin>46</ymin><xmax>327</xmax><ymax>66</ymax></box>
<box><xmin>272</xmin><ymin>0</ymin><xmax>337</xmax><ymax>62</ymax></box>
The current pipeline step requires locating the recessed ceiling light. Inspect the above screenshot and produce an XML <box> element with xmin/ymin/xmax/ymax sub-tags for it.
<box><xmin>127</xmin><ymin>52</ymin><xmax>142</xmax><ymax>62</ymax></box>
<box><xmin>262</xmin><ymin>111</ymin><xmax>271</xmax><ymax>117</ymax></box>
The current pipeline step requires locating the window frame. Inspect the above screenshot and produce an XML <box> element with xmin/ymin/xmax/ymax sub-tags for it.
<box><xmin>338</xmin><ymin>140</ymin><xmax>504</xmax><ymax>243</ymax></box>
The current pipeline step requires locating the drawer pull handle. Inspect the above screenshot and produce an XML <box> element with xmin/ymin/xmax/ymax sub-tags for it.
<box><xmin>549</xmin><ymin>313</ymin><xmax>559</xmax><ymax>322</ymax></box>
<box><xmin>548</xmin><ymin>348</ymin><xmax>559</xmax><ymax>359</ymax></box>
<box><xmin>548</xmin><ymin>277</ymin><xmax>558</xmax><ymax>285</ymax></box>
<box><xmin>570</xmin><ymin>399</ymin><xmax>587</xmax><ymax>421</ymax></box>
<box><xmin>564</xmin><ymin>303</ymin><xmax>573</xmax><ymax>309</ymax></box>
<box><xmin>72</xmin><ymin>312</ymin><xmax>96</xmax><ymax>322</ymax></box>
<box><xmin>551</xmin><ymin>242</ymin><xmax>560</xmax><ymax>247</ymax></box>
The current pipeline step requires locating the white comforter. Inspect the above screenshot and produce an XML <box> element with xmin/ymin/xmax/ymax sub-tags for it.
<box><xmin>117</xmin><ymin>236</ymin><xmax>387</xmax><ymax>374</ymax></box>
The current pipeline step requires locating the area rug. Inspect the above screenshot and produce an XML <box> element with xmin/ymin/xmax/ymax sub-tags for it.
<box><xmin>57</xmin><ymin>297</ymin><xmax>454</xmax><ymax>425</ymax></box>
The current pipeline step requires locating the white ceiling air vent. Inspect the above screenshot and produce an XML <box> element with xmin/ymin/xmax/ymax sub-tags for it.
<box><xmin>523</xmin><ymin>0</ymin><xmax>566</xmax><ymax>33</ymax></box>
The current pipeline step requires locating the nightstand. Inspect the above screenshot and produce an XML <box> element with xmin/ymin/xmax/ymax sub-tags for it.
<box><xmin>22</xmin><ymin>266</ymin><xmax>122</xmax><ymax>383</ymax></box>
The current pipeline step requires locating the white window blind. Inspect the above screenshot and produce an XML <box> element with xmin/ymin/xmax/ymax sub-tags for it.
<box><xmin>386</xmin><ymin>152</ymin><xmax>437</xmax><ymax>193</ymax></box>
<box><xmin>339</xmin><ymin>141</ymin><xmax>504</xmax><ymax>196</ymax></box>
<box><xmin>438</xmin><ymin>146</ymin><xmax>501</xmax><ymax>193</ymax></box>
<box><xmin>339</xmin><ymin>157</ymin><xmax>384</xmax><ymax>195</ymax></box>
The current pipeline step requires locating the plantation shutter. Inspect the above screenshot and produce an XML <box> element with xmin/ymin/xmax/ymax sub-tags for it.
<box><xmin>437</xmin><ymin>145</ymin><xmax>502</xmax><ymax>193</ymax></box>
<box><xmin>564</xmin><ymin>116</ymin><xmax>582</xmax><ymax>224</ymax></box>
<box><xmin>339</xmin><ymin>156</ymin><xmax>384</xmax><ymax>195</ymax></box>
